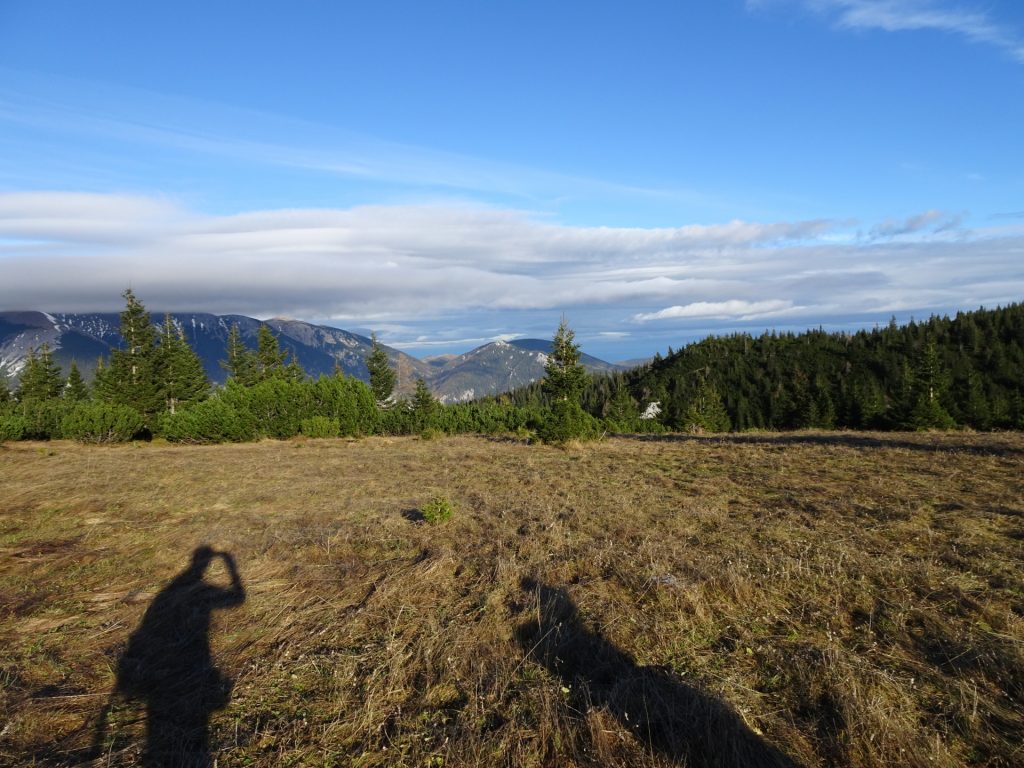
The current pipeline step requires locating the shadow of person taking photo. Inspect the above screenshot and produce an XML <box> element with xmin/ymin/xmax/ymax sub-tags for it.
<box><xmin>516</xmin><ymin>578</ymin><xmax>798</xmax><ymax>768</ymax></box>
<box><xmin>97</xmin><ymin>546</ymin><xmax>245</xmax><ymax>767</ymax></box>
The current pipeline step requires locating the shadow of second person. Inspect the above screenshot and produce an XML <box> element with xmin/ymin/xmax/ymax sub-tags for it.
<box><xmin>516</xmin><ymin>579</ymin><xmax>798</xmax><ymax>768</ymax></box>
<box><xmin>115</xmin><ymin>546</ymin><xmax>245</xmax><ymax>767</ymax></box>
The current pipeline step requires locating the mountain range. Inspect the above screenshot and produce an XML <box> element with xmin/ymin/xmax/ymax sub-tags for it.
<box><xmin>0</xmin><ymin>311</ymin><xmax>627</xmax><ymax>403</ymax></box>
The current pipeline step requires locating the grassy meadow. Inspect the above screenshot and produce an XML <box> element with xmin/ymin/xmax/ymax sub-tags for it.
<box><xmin>1</xmin><ymin>432</ymin><xmax>1022</xmax><ymax>767</ymax></box>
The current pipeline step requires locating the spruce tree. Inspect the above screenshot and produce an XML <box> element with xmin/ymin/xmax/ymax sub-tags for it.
<box><xmin>64</xmin><ymin>361</ymin><xmax>89</xmax><ymax>402</ymax></box>
<box><xmin>682</xmin><ymin>379</ymin><xmax>731</xmax><ymax>433</ymax></box>
<box><xmin>96</xmin><ymin>289</ymin><xmax>163</xmax><ymax>418</ymax></box>
<box><xmin>156</xmin><ymin>315</ymin><xmax>209</xmax><ymax>414</ymax></box>
<box><xmin>280</xmin><ymin>353</ymin><xmax>306</xmax><ymax>383</ymax></box>
<box><xmin>15</xmin><ymin>344</ymin><xmax>64</xmax><ymax>402</ymax></box>
<box><xmin>809</xmin><ymin>376</ymin><xmax>836</xmax><ymax>429</ymax></box>
<box><xmin>1011</xmin><ymin>389</ymin><xmax>1024</xmax><ymax>430</ymax></box>
<box><xmin>92</xmin><ymin>356</ymin><xmax>107</xmax><ymax>398</ymax></box>
<box><xmin>411</xmin><ymin>378</ymin><xmax>437</xmax><ymax>429</ymax></box>
<box><xmin>367</xmin><ymin>334</ymin><xmax>396</xmax><ymax>406</ymax></box>
<box><xmin>255</xmin><ymin>325</ymin><xmax>289</xmax><ymax>381</ymax></box>
<box><xmin>604</xmin><ymin>382</ymin><xmax>639</xmax><ymax>428</ymax></box>
<box><xmin>906</xmin><ymin>342</ymin><xmax>956</xmax><ymax>430</ymax></box>
<box><xmin>543</xmin><ymin>317</ymin><xmax>587</xmax><ymax>403</ymax></box>
<box><xmin>221</xmin><ymin>323</ymin><xmax>257</xmax><ymax>385</ymax></box>
<box><xmin>538</xmin><ymin>318</ymin><xmax>595</xmax><ymax>443</ymax></box>
<box><xmin>959</xmin><ymin>369</ymin><xmax>991</xmax><ymax>430</ymax></box>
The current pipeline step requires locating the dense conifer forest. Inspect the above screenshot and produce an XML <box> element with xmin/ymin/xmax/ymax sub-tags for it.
<box><xmin>514</xmin><ymin>303</ymin><xmax>1024</xmax><ymax>432</ymax></box>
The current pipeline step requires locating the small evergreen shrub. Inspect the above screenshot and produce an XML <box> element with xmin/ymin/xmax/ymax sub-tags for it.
<box><xmin>421</xmin><ymin>495</ymin><xmax>454</xmax><ymax>525</ymax></box>
<box><xmin>907</xmin><ymin>397</ymin><xmax>957</xmax><ymax>431</ymax></box>
<box><xmin>61</xmin><ymin>402</ymin><xmax>145</xmax><ymax>443</ymax></box>
<box><xmin>300</xmin><ymin>416</ymin><xmax>340</xmax><ymax>438</ymax></box>
<box><xmin>161</xmin><ymin>397</ymin><xmax>255</xmax><ymax>443</ymax></box>
<box><xmin>0</xmin><ymin>414</ymin><xmax>27</xmax><ymax>442</ymax></box>
<box><xmin>378</xmin><ymin>405</ymin><xmax>415</xmax><ymax>436</ymax></box>
<box><xmin>222</xmin><ymin>379</ymin><xmax>308</xmax><ymax>439</ymax></box>
<box><xmin>633</xmin><ymin>418</ymin><xmax>666</xmax><ymax>434</ymax></box>
<box><xmin>515</xmin><ymin>425</ymin><xmax>536</xmax><ymax>441</ymax></box>
<box><xmin>537</xmin><ymin>400</ymin><xmax>601</xmax><ymax>444</ymax></box>
<box><xmin>20</xmin><ymin>400</ymin><xmax>71</xmax><ymax>440</ymax></box>
<box><xmin>309</xmin><ymin>375</ymin><xmax>380</xmax><ymax>436</ymax></box>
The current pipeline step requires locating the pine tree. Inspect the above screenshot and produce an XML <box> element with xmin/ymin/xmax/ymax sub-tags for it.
<box><xmin>92</xmin><ymin>356</ymin><xmax>107</xmax><ymax>398</ymax></box>
<box><xmin>221</xmin><ymin>323</ymin><xmax>257</xmax><ymax>385</ymax></box>
<box><xmin>156</xmin><ymin>315</ymin><xmax>209</xmax><ymax>414</ymax></box>
<box><xmin>959</xmin><ymin>369</ymin><xmax>991</xmax><ymax>430</ymax></box>
<box><xmin>15</xmin><ymin>344</ymin><xmax>64</xmax><ymax>402</ymax></box>
<box><xmin>543</xmin><ymin>317</ymin><xmax>587</xmax><ymax>403</ymax></box>
<box><xmin>411</xmin><ymin>378</ymin><xmax>437</xmax><ymax>429</ymax></box>
<box><xmin>538</xmin><ymin>318</ymin><xmax>596</xmax><ymax>443</ymax></box>
<box><xmin>1011</xmin><ymin>389</ymin><xmax>1024</xmax><ymax>430</ymax></box>
<box><xmin>280</xmin><ymin>354</ymin><xmax>306</xmax><ymax>384</ymax></box>
<box><xmin>64</xmin><ymin>361</ymin><xmax>89</xmax><ymax>402</ymax></box>
<box><xmin>254</xmin><ymin>325</ymin><xmax>287</xmax><ymax>380</ymax></box>
<box><xmin>604</xmin><ymin>382</ymin><xmax>639</xmax><ymax>428</ymax></box>
<box><xmin>906</xmin><ymin>342</ymin><xmax>956</xmax><ymax>430</ymax></box>
<box><xmin>367</xmin><ymin>334</ymin><xmax>396</xmax><ymax>406</ymax></box>
<box><xmin>809</xmin><ymin>376</ymin><xmax>836</xmax><ymax>429</ymax></box>
<box><xmin>96</xmin><ymin>289</ymin><xmax>163</xmax><ymax>418</ymax></box>
<box><xmin>682</xmin><ymin>379</ymin><xmax>731</xmax><ymax>433</ymax></box>
<box><xmin>849</xmin><ymin>377</ymin><xmax>886</xmax><ymax>429</ymax></box>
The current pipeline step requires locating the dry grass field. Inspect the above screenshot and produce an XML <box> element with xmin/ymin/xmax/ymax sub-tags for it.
<box><xmin>1</xmin><ymin>432</ymin><xmax>1022</xmax><ymax>767</ymax></box>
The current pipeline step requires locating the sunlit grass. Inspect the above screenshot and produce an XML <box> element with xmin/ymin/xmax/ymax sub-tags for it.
<box><xmin>1</xmin><ymin>432</ymin><xmax>1022</xmax><ymax>767</ymax></box>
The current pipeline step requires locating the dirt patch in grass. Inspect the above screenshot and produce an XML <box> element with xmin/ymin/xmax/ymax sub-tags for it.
<box><xmin>1</xmin><ymin>432</ymin><xmax>1022</xmax><ymax>767</ymax></box>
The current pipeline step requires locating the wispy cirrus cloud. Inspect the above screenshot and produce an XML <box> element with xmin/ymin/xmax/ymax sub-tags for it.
<box><xmin>868</xmin><ymin>208</ymin><xmax>963</xmax><ymax>239</ymax></box>
<box><xmin>750</xmin><ymin>1</ymin><xmax>1024</xmax><ymax>63</ymax></box>
<box><xmin>0</xmin><ymin>70</ymin><xmax>706</xmax><ymax>213</ymax></box>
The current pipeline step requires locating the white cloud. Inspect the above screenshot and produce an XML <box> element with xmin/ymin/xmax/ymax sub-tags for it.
<box><xmin>0</xmin><ymin>193</ymin><xmax>1021</xmax><ymax>346</ymax></box>
<box><xmin>0</xmin><ymin>191</ymin><xmax>185</xmax><ymax>243</ymax></box>
<box><xmin>633</xmin><ymin>300</ymin><xmax>797</xmax><ymax>322</ymax></box>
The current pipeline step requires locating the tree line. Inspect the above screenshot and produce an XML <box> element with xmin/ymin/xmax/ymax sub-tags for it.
<box><xmin>0</xmin><ymin>290</ymin><xmax>573</xmax><ymax>443</ymax></box>
<box><xmin>509</xmin><ymin>303</ymin><xmax>1024</xmax><ymax>433</ymax></box>
<box><xmin>2</xmin><ymin>292</ymin><xmax>1021</xmax><ymax>444</ymax></box>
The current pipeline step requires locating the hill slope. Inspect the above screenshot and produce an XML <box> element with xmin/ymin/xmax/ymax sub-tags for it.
<box><xmin>619</xmin><ymin>303</ymin><xmax>1024</xmax><ymax>431</ymax></box>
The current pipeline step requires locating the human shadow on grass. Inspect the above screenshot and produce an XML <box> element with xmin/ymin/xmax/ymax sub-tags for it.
<box><xmin>93</xmin><ymin>546</ymin><xmax>245</xmax><ymax>767</ymax></box>
<box><xmin>516</xmin><ymin>579</ymin><xmax>798</xmax><ymax>768</ymax></box>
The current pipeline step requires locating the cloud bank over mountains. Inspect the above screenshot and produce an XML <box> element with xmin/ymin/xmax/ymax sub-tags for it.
<box><xmin>1</xmin><ymin>191</ymin><xmax>1021</xmax><ymax>355</ymax></box>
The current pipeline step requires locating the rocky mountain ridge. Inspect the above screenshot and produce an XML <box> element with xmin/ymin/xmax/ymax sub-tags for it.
<box><xmin>0</xmin><ymin>311</ymin><xmax>626</xmax><ymax>403</ymax></box>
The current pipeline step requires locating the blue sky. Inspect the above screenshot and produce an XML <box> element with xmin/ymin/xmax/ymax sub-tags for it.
<box><xmin>1</xmin><ymin>0</ymin><xmax>1022</xmax><ymax>360</ymax></box>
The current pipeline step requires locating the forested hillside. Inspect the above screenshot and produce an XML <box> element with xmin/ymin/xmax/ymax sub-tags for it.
<box><xmin>566</xmin><ymin>304</ymin><xmax>1024</xmax><ymax>432</ymax></box>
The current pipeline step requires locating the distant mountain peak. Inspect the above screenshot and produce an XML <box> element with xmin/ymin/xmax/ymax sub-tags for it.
<box><xmin>0</xmin><ymin>310</ymin><xmax>626</xmax><ymax>402</ymax></box>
